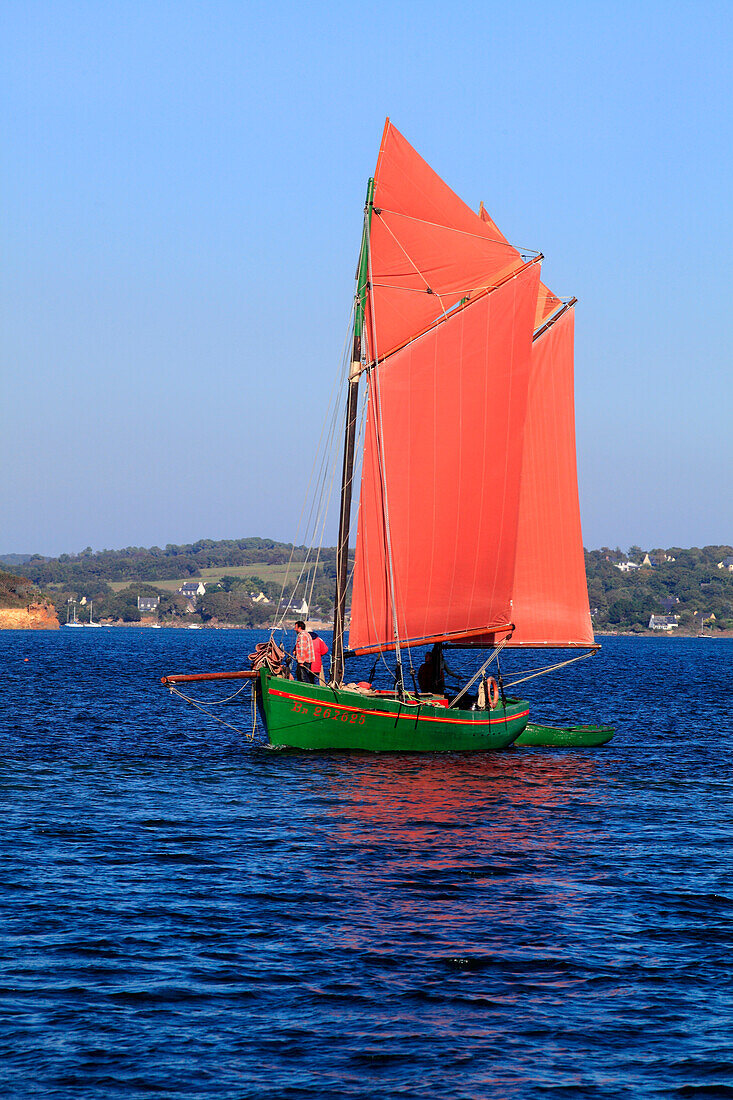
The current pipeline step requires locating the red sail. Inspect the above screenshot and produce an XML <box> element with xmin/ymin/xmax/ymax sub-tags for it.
<box><xmin>364</xmin><ymin>121</ymin><xmax>524</xmax><ymax>363</ymax></box>
<box><xmin>477</xmin><ymin>203</ymin><xmax>560</xmax><ymax>329</ymax></box>
<box><xmin>349</xmin><ymin>261</ymin><xmax>541</xmax><ymax>654</ymax></box>
<box><xmin>507</xmin><ymin>307</ymin><xmax>594</xmax><ymax>646</ymax></box>
<box><xmin>534</xmin><ymin>281</ymin><xmax>563</xmax><ymax>328</ymax></box>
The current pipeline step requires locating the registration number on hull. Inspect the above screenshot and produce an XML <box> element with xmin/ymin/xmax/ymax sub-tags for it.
<box><xmin>290</xmin><ymin>700</ymin><xmax>366</xmax><ymax>725</ymax></box>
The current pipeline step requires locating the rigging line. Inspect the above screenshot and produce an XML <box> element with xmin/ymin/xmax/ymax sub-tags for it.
<box><xmin>278</xmin><ymin>302</ymin><xmax>353</xmax><ymax>575</ymax></box>
<box><xmin>369</xmin><ymin>282</ymin><xmax>460</xmax><ymax>294</ymax></box>
<box><xmin>341</xmin><ymin>375</ymin><xmax>393</xmax><ymax>684</ymax></box>
<box><xmin>305</xmin><ymin>372</ymin><xmax>349</xmax><ymax>617</ymax></box>
<box><xmin>368</xmin><ymin>254</ymin><xmax>543</xmax><ymax>368</ymax></box>
<box><xmin>448</xmin><ymin>638</ymin><xmax>509</xmax><ymax>709</ymax></box>
<box><xmin>341</xmin><ymin>380</ymin><xmax>368</xmax><ymax>593</ymax></box>
<box><xmin>375</xmin><ymin>213</ymin><xmax>450</xmax><ymax>317</ymax></box>
<box><xmin>277</xmin><ymin>381</ymin><xmax>345</xmax><ymax>628</ymax></box>
<box><xmin>366</xmin><ymin>228</ymin><xmax>404</xmax><ymax>681</ymax></box>
<box><xmin>332</xmin><ymin>193</ymin><xmax>375</xmax><ymax>666</ymax></box>
<box><xmin>167</xmin><ymin>680</ymin><xmax>252</xmax><ymax>705</ymax></box>
<box><xmin>500</xmin><ymin>653</ymin><xmax>594</xmax><ymax>676</ymax></box>
<box><xmin>356</xmin><ymin>375</ymin><xmax>397</xmax><ymax>682</ymax></box>
<box><xmin>168</xmin><ymin>685</ymin><xmax>256</xmax><ymax>742</ymax></box>
<box><xmin>328</xmin><ymin>364</ymin><xmax>367</xmax><ymax>638</ymax></box>
<box><xmin>273</xmin><ymin>302</ymin><xmax>355</xmax><ymax>626</ymax></box>
<box><xmin>504</xmin><ymin>651</ymin><xmax>594</xmax><ymax>688</ymax></box>
<box><xmin>273</xmin><ymin>429</ymin><xmax>339</xmax><ymax>625</ymax></box>
<box><xmin>360</xmin><ymin>307</ymin><xmax>402</xmax><ymax>683</ymax></box>
<box><xmin>374</xmin><ymin>207</ymin><xmax>540</xmax><ymax>256</ymax></box>
<box><xmin>372</xmin><ymin>278</ymin><xmax>518</xmax><ymax>297</ymax></box>
<box><xmin>300</xmin><ymin>334</ymin><xmax>350</xmax><ymax>542</ymax></box>
<box><xmin>304</xmin><ymin>382</ymin><xmax>345</xmax><ymax>565</ymax></box>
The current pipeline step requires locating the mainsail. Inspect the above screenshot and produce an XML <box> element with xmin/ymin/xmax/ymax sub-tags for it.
<box><xmin>346</xmin><ymin>120</ymin><xmax>594</xmax><ymax>657</ymax></box>
<box><xmin>350</xmin><ymin>260</ymin><xmax>540</xmax><ymax>652</ymax></box>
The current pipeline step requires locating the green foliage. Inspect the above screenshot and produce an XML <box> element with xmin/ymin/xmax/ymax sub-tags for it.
<box><xmin>12</xmin><ymin>534</ymin><xmax>733</xmax><ymax>633</ymax></box>
<box><xmin>50</xmin><ymin>582</ymin><xmax>190</xmax><ymax>623</ymax></box>
<box><xmin>587</xmin><ymin>545</ymin><xmax>733</xmax><ymax>632</ymax></box>
<box><xmin>0</xmin><ymin>570</ymin><xmax>37</xmax><ymax>609</ymax></box>
<box><xmin>0</xmin><ymin>554</ymin><xmax>35</xmax><ymax>569</ymax></box>
<box><xmin>15</xmin><ymin>538</ymin><xmax>310</xmax><ymax>588</ymax></box>
<box><xmin>198</xmin><ymin>589</ymin><xmax>273</xmax><ymax>626</ymax></box>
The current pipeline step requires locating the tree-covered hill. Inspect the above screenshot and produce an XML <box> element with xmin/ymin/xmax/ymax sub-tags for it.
<box><xmin>0</xmin><ymin>539</ymin><xmax>342</xmax><ymax>627</ymax></box>
<box><xmin>0</xmin><ymin>538</ymin><xmax>310</xmax><ymax>587</ymax></box>
<box><xmin>3</xmin><ymin>539</ymin><xmax>732</xmax><ymax>632</ymax></box>
<box><xmin>586</xmin><ymin>545</ymin><xmax>733</xmax><ymax>632</ymax></box>
<box><xmin>0</xmin><ymin>570</ymin><xmax>42</xmax><ymax>609</ymax></box>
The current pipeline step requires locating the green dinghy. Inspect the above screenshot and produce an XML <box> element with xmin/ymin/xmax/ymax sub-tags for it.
<box><xmin>515</xmin><ymin>722</ymin><xmax>615</xmax><ymax>748</ymax></box>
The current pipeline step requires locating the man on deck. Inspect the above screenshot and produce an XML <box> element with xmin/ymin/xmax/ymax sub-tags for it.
<box><xmin>309</xmin><ymin>631</ymin><xmax>329</xmax><ymax>685</ymax></box>
<box><xmin>417</xmin><ymin>643</ymin><xmax>446</xmax><ymax>695</ymax></box>
<box><xmin>293</xmin><ymin>620</ymin><xmax>316</xmax><ymax>683</ymax></box>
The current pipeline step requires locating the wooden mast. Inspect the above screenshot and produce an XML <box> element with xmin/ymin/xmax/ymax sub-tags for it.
<box><xmin>331</xmin><ymin>177</ymin><xmax>374</xmax><ymax>685</ymax></box>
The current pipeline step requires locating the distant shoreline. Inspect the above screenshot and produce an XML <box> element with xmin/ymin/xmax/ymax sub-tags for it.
<box><xmin>595</xmin><ymin>630</ymin><xmax>733</xmax><ymax>639</ymax></box>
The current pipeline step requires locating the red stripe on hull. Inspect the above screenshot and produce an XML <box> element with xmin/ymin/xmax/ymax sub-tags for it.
<box><xmin>268</xmin><ymin>688</ymin><xmax>528</xmax><ymax>727</ymax></box>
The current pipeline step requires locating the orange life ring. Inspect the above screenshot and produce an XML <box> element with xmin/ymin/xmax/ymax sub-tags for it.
<box><xmin>487</xmin><ymin>677</ymin><xmax>500</xmax><ymax>709</ymax></box>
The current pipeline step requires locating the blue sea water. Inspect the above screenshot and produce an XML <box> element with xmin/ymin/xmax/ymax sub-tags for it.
<box><xmin>0</xmin><ymin>629</ymin><xmax>731</xmax><ymax>1099</ymax></box>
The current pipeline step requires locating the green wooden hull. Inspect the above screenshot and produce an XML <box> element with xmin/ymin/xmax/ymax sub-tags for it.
<box><xmin>258</xmin><ymin>670</ymin><xmax>529</xmax><ymax>752</ymax></box>
<box><xmin>515</xmin><ymin>722</ymin><xmax>615</xmax><ymax>748</ymax></box>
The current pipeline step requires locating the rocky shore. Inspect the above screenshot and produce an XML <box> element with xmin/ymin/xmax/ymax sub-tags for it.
<box><xmin>0</xmin><ymin>603</ymin><xmax>59</xmax><ymax>629</ymax></box>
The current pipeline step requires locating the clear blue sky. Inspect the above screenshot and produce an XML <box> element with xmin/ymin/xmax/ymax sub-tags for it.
<box><xmin>2</xmin><ymin>0</ymin><xmax>731</xmax><ymax>556</ymax></box>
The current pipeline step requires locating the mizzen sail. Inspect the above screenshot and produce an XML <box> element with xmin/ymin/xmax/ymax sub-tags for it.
<box><xmin>507</xmin><ymin>306</ymin><xmax>594</xmax><ymax>646</ymax></box>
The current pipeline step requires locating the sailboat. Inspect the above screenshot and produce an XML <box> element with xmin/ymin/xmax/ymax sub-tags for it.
<box><xmin>86</xmin><ymin>599</ymin><xmax>103</xmax><ymax>627</ymax></box>
<box><xmin>163</xmin><ymin>120</ymin><xmax>609</xmax><ymax>750</ymax></box>
<box><xmin>64</xmin><ymin>602</ymin><xmax>84</xmax><ymax>627</ymax></box>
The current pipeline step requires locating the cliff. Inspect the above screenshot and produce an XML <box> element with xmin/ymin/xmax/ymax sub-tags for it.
<box><xmin>0</xmin><ymin>603</ymin><xmax>60</xmax><ymax>629</ymax></box>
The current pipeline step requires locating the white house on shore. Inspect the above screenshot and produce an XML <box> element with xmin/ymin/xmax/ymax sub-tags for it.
<box><xmin>178</xmin><ymin>581</ymin><xmax>206</xmax><ymax>612</ymax></box>
<box><xmin>649</xmin><ymin>614</ymin><xmax>679</xmax><ymax>631</ymax></box>
<box><xmin>281</xmin><ymin>598</ymin><xmax>308</xmax><ymax>618</ymax></box>
<box><xmin>178</xmin><ymin>581</ymin><xmax>206</xmax><ymax>598</ymax></box>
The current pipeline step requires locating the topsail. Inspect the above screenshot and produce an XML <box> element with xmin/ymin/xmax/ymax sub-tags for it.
<box><xmin>363</xmin><ymin>121</ymin><xmax>525</xmax><ymax>364</ymax></box>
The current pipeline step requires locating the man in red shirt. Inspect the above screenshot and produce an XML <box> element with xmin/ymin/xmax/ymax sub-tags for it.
<box><xmin>309</xmin><ymin>631</ymin><xmax>329</xmax><ymax>685</ymax></box>
<box><xmin>293</xmin><ymin>620</ymin><xmax>315</xmax><ymax>683</ymax></box>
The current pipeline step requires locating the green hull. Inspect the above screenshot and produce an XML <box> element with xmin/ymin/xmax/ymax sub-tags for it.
<box><xmin>515</xmin><ymin>722</ymin><xmax>615</xmax><ymax>748</ymax></box>
<box><xmin>258</xmin><ymin>670</ymin><xmax>529</xmax><ymax>752</ymax></box>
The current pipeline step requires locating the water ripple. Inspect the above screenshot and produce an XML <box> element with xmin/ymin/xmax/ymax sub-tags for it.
<box><xmin>0</xmin><ymin>630</ymin><xmax>731</xmax><ymax>1098</ymax></box>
